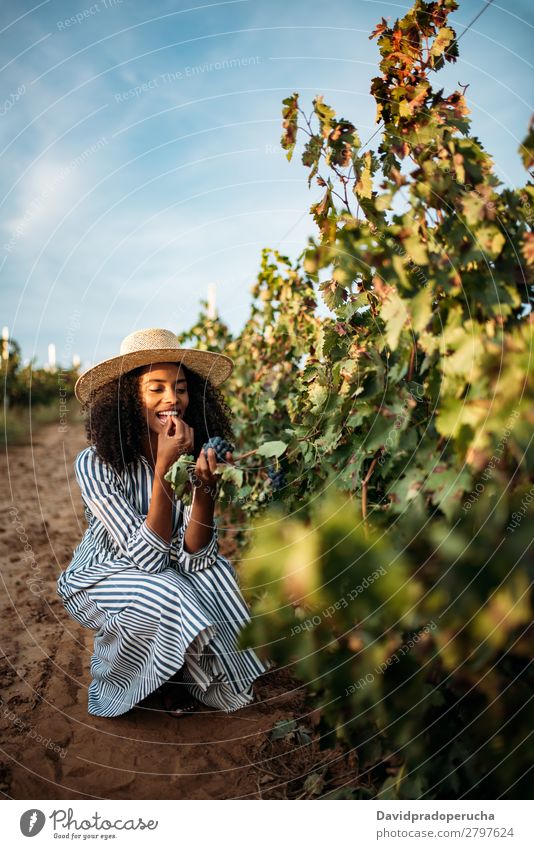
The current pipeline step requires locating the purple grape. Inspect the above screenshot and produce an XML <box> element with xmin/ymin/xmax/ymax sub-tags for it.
<box><xmin>267</xmin><ymin>462</ymin><xmax>287</xmax><ymax>491</ymax></box>
<box><xmin>202</xmin><ymin>436</ymin><xmax>234</xmax><ymax>462</ymax></box>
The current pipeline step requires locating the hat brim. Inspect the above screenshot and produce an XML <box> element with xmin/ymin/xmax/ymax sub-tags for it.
<box><xmin>74</xmin><ymin>347</ymin><xmax>233</xmax><ymax>404</ymax></box>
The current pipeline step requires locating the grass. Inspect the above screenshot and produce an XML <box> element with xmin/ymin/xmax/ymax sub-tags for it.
<box><xmin>0</xmin><ymin>402</ymin><xmax>84</xmax><ymax>447</ymax></box>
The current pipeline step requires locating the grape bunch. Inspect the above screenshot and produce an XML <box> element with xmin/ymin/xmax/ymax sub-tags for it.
<box><xmin>202</xmin><ymin>436</ymin><xmax>235</xmax><ymax>462</ymax></box>
<box><xmin>267</xmin><ymin>462</ymin><xmax>287</xmax><ymax>491</ymax></box>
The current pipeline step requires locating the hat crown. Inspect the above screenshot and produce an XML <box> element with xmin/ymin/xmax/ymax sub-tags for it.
<box><xmin>75</xmin><ymin>326</ymin><xmax>233</xmax><ymax>404</ymax></box>
<box><xmin>119</xmin><ymin>328</ymin><xmax>179</xmax><ymax>356</ymax></box>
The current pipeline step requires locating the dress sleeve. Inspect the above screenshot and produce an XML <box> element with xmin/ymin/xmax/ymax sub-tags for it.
<box><xmin>75</xmin><ymin>447</ymin><xmax>170</xmax><ymax>573</ymax></box>
<box><xmin>169</xmin><ymin>502</ymin><xmax>219</xmax><ymax>573</ymax></box>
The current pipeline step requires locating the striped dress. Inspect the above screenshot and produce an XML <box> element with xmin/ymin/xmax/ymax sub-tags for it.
<box><xmin>56</xmin><ymin>445</ymin><xmax>269</xmax><ymax>718</ymax></box>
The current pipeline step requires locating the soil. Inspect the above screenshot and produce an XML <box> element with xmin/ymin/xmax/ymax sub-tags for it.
<box><xmin>0</xmin><ymin>420</ymin><xmax>331</xmax><ymax>800</ymax></box>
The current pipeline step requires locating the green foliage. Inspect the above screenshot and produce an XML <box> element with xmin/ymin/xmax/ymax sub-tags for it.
<box><xmin>2</xmin><ymin>336</ymin><xmax>79</xmax><ymax>408</ymax></box>
<box><xmin>177</xmin><ymin>0</ymin><xmax>533</xmax><ymax>799</ymax></box>
<box><xmin>0</xmin><ymin>403</ymin><xmax>67</xmax><ymax>446</ymax></box>
<box><xmin>164</xmin><ymin>452</ymin><xmax>248</xmax><ymax>506</ymax></box>
<box><xmin>1</xmin><ymin>335</ymin><xmax>80</xmax><ymax>444</ymax></box>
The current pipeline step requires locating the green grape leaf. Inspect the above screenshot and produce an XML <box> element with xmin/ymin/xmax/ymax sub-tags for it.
<box><xmin>164</xmin><ymin>454</ymin><xmax>194</xmax><ymax>500</ymax></box>
<box><xmin>256</xmin><ymin>440</ymin><xmax>288</xmax><ymax>458</ymax></box>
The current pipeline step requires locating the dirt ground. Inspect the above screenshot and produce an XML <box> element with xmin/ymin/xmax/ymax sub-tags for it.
<box><xmin>0</xmin><ymin>419</ymin><xmax>326</xmax><ymax>800</ymax></box>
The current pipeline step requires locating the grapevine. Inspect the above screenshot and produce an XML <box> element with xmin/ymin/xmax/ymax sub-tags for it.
<box><xmin>175</xmin><ymin>0</ymin><xmax>533</xmax><ymax>799</ymax></box>
<box><xmin>164</xmin><ymin>437</ymin><xmax>289</xmax><ymax>505</ymax></box>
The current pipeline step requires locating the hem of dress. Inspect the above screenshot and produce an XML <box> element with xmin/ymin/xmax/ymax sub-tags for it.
<box><xmin>85</xmin><ymin>621</ymin><xmax>263</xmax><ymax>718</ymax></box>
<box><xmin>86</xmin><ymin>623</ymin><xmax>218</xmax><ymax>718</ymax></box>
<box><xmin>181</xmin><ymin>631</ymin><xmax>261</xmax><ymax>714</ymax></box>
<box><xmin>184</xmin><ymin>679</ymin><xmax>256</xmax><ymax>713</ymax></box>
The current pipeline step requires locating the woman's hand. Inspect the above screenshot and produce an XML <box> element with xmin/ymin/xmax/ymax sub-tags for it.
<box><xmin>156</xmin><ymin>415</ymin><xmax>195</xmax><ymax>475</ymax></box>
<box><xmin>191</xmin><ymin>448</ymin><xmax>233</xmax><ymax>499</ymax></box>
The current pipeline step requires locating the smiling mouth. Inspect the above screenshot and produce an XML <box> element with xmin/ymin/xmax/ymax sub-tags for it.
<box><xmin>156</xmin><ymin>411</ymin><xmax>182</xmax><ymax>424</ymax></box>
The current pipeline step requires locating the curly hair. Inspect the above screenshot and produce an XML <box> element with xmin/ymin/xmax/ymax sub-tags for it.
<box><xmin>81</xmin><ymin>363</ymin><xmax>235</xmax><ymax>474</ymax></box>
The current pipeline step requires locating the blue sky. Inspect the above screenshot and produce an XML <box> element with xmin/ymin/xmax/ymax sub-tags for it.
<box><xmin>1</xmin><ymin>0</ymin><xmax>532</xmax><ymax>371</ymax></box>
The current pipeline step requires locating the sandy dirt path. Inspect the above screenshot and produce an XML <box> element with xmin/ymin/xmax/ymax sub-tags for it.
<box><xmin>0</xmin><ymin>420</ymin><xmax>312</xmax><ymax>800</ymax></box>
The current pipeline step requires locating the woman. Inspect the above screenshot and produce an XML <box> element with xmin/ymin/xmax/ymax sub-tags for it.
<box><xmin>57</xmin><ymin>327</ymin><xmax>269</xmax><ymax>718</ymax></box>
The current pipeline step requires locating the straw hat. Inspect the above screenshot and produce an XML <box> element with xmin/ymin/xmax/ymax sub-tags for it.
<box><xmin>74</xmin><ymin>328</ymin><xmax>234</xmax><ymax>404</ymax></box>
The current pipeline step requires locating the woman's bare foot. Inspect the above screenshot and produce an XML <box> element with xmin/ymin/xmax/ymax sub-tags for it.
<box><xmin>160</xmin><ymin>683</ymin><xmax>198</xmax><ymax>716</ymax></box>
<box><xmin>159</xmin><ymin>666</ymin><xmax>199</xmax><ymax>716</ymax></box>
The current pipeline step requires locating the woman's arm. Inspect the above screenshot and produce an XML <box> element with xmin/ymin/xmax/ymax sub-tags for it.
<box><xmin>146</xmin><ymin>448</ymin><xmax>220</xmax><ymax>554</ymax></box>
<box><xmin>145</xmin><ymin>412</ymin><xmax>232</xmax><ymax>559</ymax></box>
<box><xmin>183</xmin><ymin>486</ymin><xmax>216</xmax><ymax>554</ymax></box>
<box><xmin>182</xmin><ymin>444</ymin><xmax>226</xmax><ymax>553</ymax></box>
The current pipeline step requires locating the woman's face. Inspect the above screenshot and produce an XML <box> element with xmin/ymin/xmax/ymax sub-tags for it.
<box><xmin>138</xmin><ymin>362</ymin><xmax>189</xmax><ymax>435</ymax></box>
